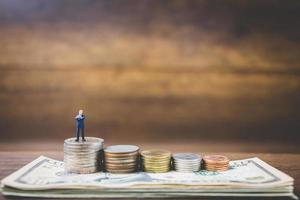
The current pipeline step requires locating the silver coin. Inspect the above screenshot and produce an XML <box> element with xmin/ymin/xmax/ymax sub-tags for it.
<box><xmin>174</xmin><ymin>160</ymin><xmax>201</xmax><ymax>165</ymax></box>
<box><xmin>64</xmin><ymin>156</ymin><xmax>100</xmax><ymax>161</ymax></box>
<box><xmin>104</xmin><ymin>145</ymin><xmax>139</xmax><ymax>154</ymax></box>
<box><xmin>64</xmin><ymin>158</ymin><xmax>97</xmax><ymax>162</ymax></box>
<box><xmin>65</xmin><ymin>152</ymin><xmax>100</xmax><ymax>156</ymax></box>
<box><xmin>175</xmin><ymin>170</ymin><xmax>199</xmax><ymax>173</ymax></box>
<box><xmin>174</xmin><ymin>163</ymin><xmax>201</xmax><ymax>167</ymax></box>
<box><xmin>65</xmin><ymin>168</ymin><xmax>98</xmax><ymax>172</ymax></box>
<box><xmin>64</xmin><ymin>152</ymin><xmax>101</xmax><ymax>156</ymax></box>
<box><xmin>64</xmin><ymin>146</ymin><xmax>103</xmax><ymax>152</ymax></box>
<box><xmin>64</xmin><ymin>148</ymin><xmax>102</xmax><ymax>152</ymax></box>
<box><xmin>64</xmin><ymin>152</ymin><xmax>100</xmax><ymax>157</ymax></box>
<box><xmin>64</xmin><ymin>143</ymin><xmax>103</xmax><ymax>148</ymax></box>
<box><xmin>65</xmin><ymin>164</ymin><xmax>98</xmax><ymax>169</ymax></box>
<box><xmin>65</xmin><ymin>167</ymin><xmax>99</xmax><ymax>174</ymax></box>
<box><xmin>174</xmin><ymin>164</ymin><xmax>200</xmax><ymax>168</ymax></box>
<box><xmin>64</xmin><ymin>158</ymin><xmax>100</xmax><ymax>164</ymax></box>
<box><xmin>175</xmin><ymin>165</ymin><xmax>200</xmax><ymax>169</ymax></box>
<box><xmin>175</xmin><ymin>166</ymin><xmax>200</xmax><ymax>170</ymax></box>
<box><xmin>65</xmin><ymin>167</ymin><xmax>99</xmax><ymax>171</ymax></box>
<box><xmin>63</xmin><ymin>153</ymin><xmax>101</xmax><ymax>158</ymax></box>
<box><xmin>176</xmin><ymin>165</ymin><xmax>200</xmax><ymax>168</ymax></box>
<box><xmin>65</xmin><ymin>165</ymin><xmax>98</xmax><ymax>169</ymax></box>
<box><xmin>64</xmin><ymin>156</ymin><xmax>99</xmax><ymax>161</ymax></box>
<box><xmin>64</xmin><ymin>161</ymin><xmax>99</xmax><ymax>166</ymax></box>
<box><xmin>64</xmin><ymin>147</ymin><xmax>102</xmax><ymax>152</ymax></box>
<box><xmin>64</xmin><ymin>141</ymin><xmax>103</xmax><ymax>146</ymax></box>
<box><xmin>64</xmin><ymin>164</ymin><xmax>99</xmax><ymax>168</ymax></box>
<box><xmin>64</xmin><ymin>158</ymin><xmax>99</xmax><ymax>163</ymax></box>
<box><xmin>173</xmin><ymin>158</ymin><xmax>201</xmax><ymax>162</ymax></box>
<box><xmin>175</xmin><ymin>166</ymin><xmax>200</xmax><ymax>169</ymax></box>
<box><xmin>63</xmin><ymin>137</ymin><xmax>104</xmax><ymax>174</ymax></box>
<box><xmin>64</xmin><ymin>137</ymin><xmax>104</xmax><ymax>145</ymax></box>
<box><xmin>173</xmin><ymin>153</ymin><xmax>201</xmax><ymax>161</ymax></box>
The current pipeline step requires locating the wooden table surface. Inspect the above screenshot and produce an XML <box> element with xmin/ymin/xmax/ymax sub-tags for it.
<box><xmin>0</xmin><ymin>149</ymin><xmax>299</xmax><ymax>199</ymax></box>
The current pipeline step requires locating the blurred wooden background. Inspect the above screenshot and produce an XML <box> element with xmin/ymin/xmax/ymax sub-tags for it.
<box><xmin>0</xmin><ymin>0</ymin><xmax>299</xmax><ymax>149</ymax></box>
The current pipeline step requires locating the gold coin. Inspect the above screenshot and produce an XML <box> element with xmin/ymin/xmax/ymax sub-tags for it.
<box><xmin>144</xmin><ymin>169</ymin><xmax>170</xmax><ymax>173</ymax></box>
<box><xmin>144</xmin><ymin>165</ymin><xmax>170</xmax><ymax>170</ymax></box>
<box><xmin>142</xmin><ymin>159</ymin><xmax>170</xmax><ymax>163</ymax></box>
<box><xmin>106</xmin><ymin>168</ymin><xmax>136</xmax><ymax>173</ymax></box>
<box><xmin>142</xmin><ymin>159</ymin><xmax>171</xmax><ymax>164</ymax></box>
<box><xmin>141</xmin><ymin>149</ymin><xmax>171</xmax><ymax>158</ymax></box>
<box><xmin>142</xmin><ymin>157</ymin><xmax>171</xmax><ymax>161</ymax></box>
<box><xmin>144</xmin><ymin>168</ymin><xmax>170</xmax><ymax>172</ymax></box>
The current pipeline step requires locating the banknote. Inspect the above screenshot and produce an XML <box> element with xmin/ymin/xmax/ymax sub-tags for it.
<box><xmin>0</xmin><ymin>156</ymin><xmax>297</xmax><ymax>199</ymax></box>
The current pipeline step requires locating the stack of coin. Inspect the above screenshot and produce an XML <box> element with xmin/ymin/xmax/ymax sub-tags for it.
<box><xmin>141</xmin><ymin>149</ymin><xmax>171</xmax><ymax>173</ymax></box>
<box><xmin>173</xmin><ymin>153</ymin><xmax>201</xmax><ymax>173</ymax></box>
<box><xmin>203</xmin><ymin>155</ymin><xmax>229</xmax><ymax>172</ymax></box>
<box><xmin>64</xmin><ymin>137</ymin><xmax>104</xmax><ymax>174</ymax></box>
<box><xmin>104</xmin><ymin>145</ymin><xmax>139</xmax><ymax>173</ymax></box>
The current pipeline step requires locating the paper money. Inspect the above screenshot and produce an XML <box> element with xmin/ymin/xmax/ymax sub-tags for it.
<box><xmin>0</xmin><ymin>156</ymin><xmax>297</xmax><ymax>199</ymax></box>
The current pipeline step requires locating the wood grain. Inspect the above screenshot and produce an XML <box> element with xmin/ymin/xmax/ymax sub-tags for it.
<box><xmin>0</xmin><ymin>1</ymin><xmax>300</xmax><ymax>145</ymax></box>
<box><xmin>0</xmin><ymin>68</ymin><xmax>300</xmax><ymax>144</ymax></box>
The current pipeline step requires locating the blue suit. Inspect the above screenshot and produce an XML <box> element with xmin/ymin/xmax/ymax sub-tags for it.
<box><xmin>75</xmin><ymin>114</ymin><xmax>85</xmax><ymax>141</ymax></box>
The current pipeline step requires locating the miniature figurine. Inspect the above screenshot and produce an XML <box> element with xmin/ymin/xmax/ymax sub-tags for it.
<box><xmin>75</xmin><ymin>110</ymin><xmax>86</xmax><ymax>142</ymax></box>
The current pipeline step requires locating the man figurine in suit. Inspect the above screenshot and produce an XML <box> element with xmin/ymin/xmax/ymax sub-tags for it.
<box><xmin>75</xmin><ymin>110</ymin><xmax>86</xmax><ymax>142</ymax></box>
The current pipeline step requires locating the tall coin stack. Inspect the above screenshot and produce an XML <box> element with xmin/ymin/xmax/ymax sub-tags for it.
<box><xmin>203</xmin><ymin>155</ymin><xmax>229</xmax><ymax>172</ymax></box>
<box><xmin>64</xmin><ymin>137</ymin><xmax>104</xmax><ymax>174</ymax></box>
<box><xmin>141</xmin><ymin>149</ymin><xmax>171</xmax><ymax>173</ymax></box>
<box><xmin>104</xmin><ymin>145</ymin><xmax>139</xmax><ymax>173</ymax></box>
<box><xmin>173</xmin><ymin>153</ymin><xmax>201</xmax><ymax>173</ymax></box>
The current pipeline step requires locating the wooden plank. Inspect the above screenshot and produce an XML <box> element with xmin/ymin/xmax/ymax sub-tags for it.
<box><xmin>0</xmin><ymin>69</ymin><xmax>299</xmax><ymax>142</ymax></box>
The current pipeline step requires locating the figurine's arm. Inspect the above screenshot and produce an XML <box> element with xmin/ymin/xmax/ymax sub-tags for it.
<box><xmin>75</xmin><ymin>115</ymin><xmax>85</xmax><ymax>120</ymax></box>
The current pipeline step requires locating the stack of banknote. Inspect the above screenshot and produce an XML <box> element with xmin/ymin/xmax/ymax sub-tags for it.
<box><xmin>0</xmin><ymin>156</ymin><xmax>296</xmax><ymax>199</ymax></box>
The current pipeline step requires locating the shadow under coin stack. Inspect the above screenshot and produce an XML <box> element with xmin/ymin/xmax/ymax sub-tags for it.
<box><xmin>104</xmin><ymin>145</ymin><xmax>139</xmax><ymax>173</ymax></box>
<box><xmin>173</xmin><ymin>153</ymin><xmax>201</xmax><ymax>173</ymax></box>
<box><xmin>64</xmin><ymin>137</ymin><xmax>104</xmax><ymax>174</ymax></box>
<box><xmin>203</xmin><ymin>155</ymin><xmax>229</xmax><ymax>172</ymax></box>
<box><xmin>141</xmin><ymin>149</ymin><xmax>171</xmax><ymax>173</ymax></box>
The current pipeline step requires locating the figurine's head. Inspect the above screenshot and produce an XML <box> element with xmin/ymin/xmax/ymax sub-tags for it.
<box><xmin>79</xmin><ymin>110</ymin><xmax>83</xmax><ymax>115</ymax></box>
